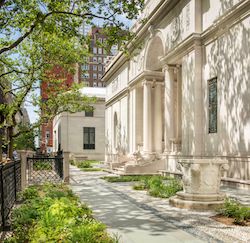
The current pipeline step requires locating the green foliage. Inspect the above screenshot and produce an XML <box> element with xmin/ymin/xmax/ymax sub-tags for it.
<box><xmin>73</xmin><ymin>160</ymin><xmax>101</xmax><ymax>171</ymax></box>
<box><xmin>78</xmin><ymin>160</ymin><xmax>92</xmax><ymax>168</ymax></box>
<box><xmin>219</xmin><ymin>198</ymin><xmax>250</xmax><ymax>225</ymax></box>
<box><xmin>148</xmin><ymin>177</ymin><xmax>183</xmax><ymax>198</ymax></box>
<box><xmin>21</xmin><ymin>186</ymin><xmax>39</xmax><ymax>200</ymax></box>
<box><xmin>6</xmin><ymin>183</ymin><xmax>115</xmax><ymax>243</ymax></box>
<box><xmin>81</xmin><ymin>168</ymin><xmax>102</xmax><ymax>172</ymax></box>
<box><xmin>101</xmin><ymin>175</ymin><xmax>171</xmax><ymax>183</ymax></box>
<box><xmin>14</xmin><ymin>124</ymin><xmax>36</xmax><ymax>150</ymax></box>
<box><xmin>33</xmin><ymin>161</ymin><xmax>52</xmax><ymax>171</ymax></box>
<box><xmin>0</xmin><ymin>0</ymin><xmax>145</xmax><ymax>158</ymax></box>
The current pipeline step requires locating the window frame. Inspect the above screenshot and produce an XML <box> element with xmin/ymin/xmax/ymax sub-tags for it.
<box><xmin>208</xmin><ymin>77</ymin><xmax>218</xmax><ymax>134</ymax></box>
<box><xmin>83</xmin><ymin>127</ymin><xmax>95</xmax><ymax>150</ymax></box>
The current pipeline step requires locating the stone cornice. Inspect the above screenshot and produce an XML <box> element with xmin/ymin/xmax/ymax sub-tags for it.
<box><xmin>201</xmin><ymin>0</ymin><xmax>250</xmax><ymax>45</ymax></box>
<box><xmin>103</xmin><ymin>0</ymin><xmax>180</xmax><ymax>83</ymax></box>
<box><xmin>106</xmin><ymin>88</ymin><xmax>128</xmax><ymax>107</ymax></box>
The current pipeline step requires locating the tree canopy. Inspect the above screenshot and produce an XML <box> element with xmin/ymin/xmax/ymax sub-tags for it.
<box><xmin>0</xmin><ymin>0</ymin><xmax>145</xmax><ymax>158</ymax></box>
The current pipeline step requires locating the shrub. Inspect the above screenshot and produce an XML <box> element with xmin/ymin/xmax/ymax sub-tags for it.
<box><xmin>147</xmin><ymin>177</ymin><xmax>182</xmax><ymax>198</ymax></box>
<box><xmin>81</xmin><ymin>168</ymin><xmax>102</xmax><ymax>172</ymax></box>
<box><xmin>78</xmin><ymin>161</ymin><xmax>92</xmax><ymax>168</ymax></box>
<box><xmin>6</xmin><ymin>183</ymin><xmax>114</xmax><ymax>243</ymax></box>
<box><xmin>219</xmin><ymin>198</ymin><xmax>250</xmax><ymax>225</ymax></box>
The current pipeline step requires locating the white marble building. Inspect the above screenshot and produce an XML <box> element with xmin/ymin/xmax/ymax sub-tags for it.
<box><xmin>53</xmin><ymin>87</ymin><xmax>106</xmax><ymax>161</ymax></box>
<box><xmin>104</xmin><ymin>0</ymin><xmax>250</xmax><ymax>185</ymax></box>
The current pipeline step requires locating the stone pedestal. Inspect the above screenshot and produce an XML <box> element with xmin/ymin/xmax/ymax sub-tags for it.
<box><xmin>169</xmin><ymin>158</ymin><xmax>228</xmax><ymax>210</ymax></box>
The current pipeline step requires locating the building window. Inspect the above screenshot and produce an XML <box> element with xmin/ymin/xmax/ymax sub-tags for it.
<box><xmin>98</xmin><ymin>38</ymin><xmax>102</xmax><ymax>43</ymax></box>
<box><xmin>93</xmin><ymin>73</ymin><xmax>97</xmax><ymax>79</ymax></box>
<box><xmin>93</xmin><ymin>82</ymin><xmax>97</xmax><ymax>87</ymax></box>
<box><xmin>85</xmin><ymin>107</ymin><xmax>94</xmax><ymax>117</ymax></box>
<box><xmin>83</xmin><ymin>127</ymin><xmax>95</xmax><ymax>149</ymax></box>
<box><xmin>81</xmin><ymin>64</ymin><xmax>89</xmax><ymax>70</ymax></box>
<box><xmin>98</xmin><ymin>82</ymin><xmax>102</xmax><ymax>87</ymax></box>
<box><xmin>93</xmin><ymin>47</ymin><xmax>97</xmax><ymax>54</ymax></box>
<box><xmin>98</xmin><ymin>48</ymin><xmax>102</xmax><ymax>54</ymax></box>
<box><xmin>208</xmin><ymin>77</ymin><xmax>217</xmax><ymax>133</ymax></box>
<box><xmin>93</xmin><ymin>56</ymin><xmax>97</xmax><ymax>62</ymax></box>
<box><xmin>98</xmin><ymin>57</ymin><xmax>102</xmax><ymax>63</ymax></box>
<box><xmin>98</xmin><ymin>73</ymin><xmax>102</xmax><ymax>80</ymax></box>
<box><xmin>93</xmin><ymin>65</ymin><xmax>97</xmax><ymax>71</ymax></box>
<box><xmin>82</xmin><ymin>73</ymin><xmax>89</xmax><ymax>79</ymax></box>
<box><xmin>98</xmin><ymin>65</ymin><xmax>102</xmax><ymax>71</ymax></box>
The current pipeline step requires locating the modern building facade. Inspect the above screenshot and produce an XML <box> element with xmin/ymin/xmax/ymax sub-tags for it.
<box><xmin>104</xmin><ymin>0</ymin><xmax>250</xmax><ymax>185</ymax></box>
<box><xmin>53</xmin><ymin>87</ymin><xmax>106</xmax><ymax>161</ymax></box>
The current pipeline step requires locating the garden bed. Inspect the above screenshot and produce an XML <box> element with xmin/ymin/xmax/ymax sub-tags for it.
<box><xmin>211</xmin><ymin>199</ymin><xmax>250</xmax><ymax>226</ymax></box>
<box><xmin>4</xmin><ymin>183</ymin><xmax>117</xmax><ymax>243</ymax></box>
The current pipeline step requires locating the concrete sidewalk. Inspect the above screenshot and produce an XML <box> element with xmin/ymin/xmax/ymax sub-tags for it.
<box><xmin>69</xmin><ymin>166</ymin><xmax>250</xmax><ymax>243</ymax></box>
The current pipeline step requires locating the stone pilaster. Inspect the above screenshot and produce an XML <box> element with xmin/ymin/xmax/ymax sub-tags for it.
<box><xmin>143</xmin><ymin>81</ymin><xmax>152</xmax><ymax>154</ymax></box>
<box><xmin>154</xmin><ymin>81</ymin><xmax>163</xmax><ymax>153</ymax></box>
<box><xmin>163</xmin><ymin>65</ymin><xmax>175</xmax><ymax>153</ymax></box>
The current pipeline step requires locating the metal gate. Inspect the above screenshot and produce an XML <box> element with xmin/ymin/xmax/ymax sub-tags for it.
<box><xmin>27</xmin><ymin>152</ymin><xmax>63</xmax><ymax>185</ymax></box>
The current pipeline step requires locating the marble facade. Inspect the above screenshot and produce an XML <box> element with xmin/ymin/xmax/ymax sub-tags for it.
<box><xmin>103</xmin><ymin>0</ymin><xmax>250</xmax><ymax>184</ymax></box>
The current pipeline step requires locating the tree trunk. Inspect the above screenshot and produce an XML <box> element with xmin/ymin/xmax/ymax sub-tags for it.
<box><xmin>0</xmin><ymin>127</ymin><xmax>2</xmax><ymax>162</ymax></box>
<box><xmin>8</xmin><ymin>126</ymin><xmax>14</xmax><ymax>159</ymax></box>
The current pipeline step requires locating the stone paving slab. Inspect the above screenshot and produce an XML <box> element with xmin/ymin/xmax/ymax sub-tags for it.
<box><xmin>69</xmin><ymin>166</ymin><xmax>250</xmax><ymax>243</ymax></box>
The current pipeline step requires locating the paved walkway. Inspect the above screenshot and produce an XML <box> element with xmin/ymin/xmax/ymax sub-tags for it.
<box><xmin>69</xmin><ymin>166</ymin><xmax>250</xmax><ymax>243</ymax></box>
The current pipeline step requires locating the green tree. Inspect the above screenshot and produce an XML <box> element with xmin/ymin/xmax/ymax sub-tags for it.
<box><xmin>14</xmin><ymin>124</ymin><xmax>36</xmax><ymax>151</ymax></box>
<box><xmin>0</xmin><ymin>0</ymin><xmax>144</xmax><ymax>160</ymax></box>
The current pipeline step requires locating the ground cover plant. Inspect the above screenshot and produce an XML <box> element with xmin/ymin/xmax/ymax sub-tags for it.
<box><xmin>217</xmin><ymin>198</ymin><xmax>250</xmax><ymax>225</ymax></box>
<box><xmin>133</xmin><ymin>176</ymin><xmax>183</xmax><ymax>198</ymax></box>
<box><xmin>70</xmin><ymin>160</ymin><xmax>102</xmax><ymax>172</ymax></box>
<box><xmin>101</xmin><ymin>175</ymin><xmax>171</xmax><ymax>183</ymax></box>
<box><xmin>102</xmin><ymin>175</ymin><xmax>182</xmax><ymax>198</ymax></box>
<box><xmin>5</xmin><ymin>183</ymin><xmax>117</xmax><ymax>243</ymax></box>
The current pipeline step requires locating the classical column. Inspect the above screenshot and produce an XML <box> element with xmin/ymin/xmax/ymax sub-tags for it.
<box><xmin>154</xmin><ymin>81</ymin><xmax>163</xmax><ymax>153</ymax></box>
<box><xmin>176</xmin><ymin>65</ymin><xmax>182</xmax><ymax>141</ymax></box>
<box><xmin>164</xmin><ymin>65</ymin><xmax>175</xmax><ymax>153</ymax></box>
<box><xmin>143</xmin><ymin>81</ymin><xmax>152</xmax><ymax>154</ymax></box>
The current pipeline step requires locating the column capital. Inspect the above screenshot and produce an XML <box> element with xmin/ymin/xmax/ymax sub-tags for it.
<box><xmin>142</xmin><ymin>80</ymin><xmax>153</xmax><ymax>86</ymax></box>
<box><xmin>162</xmin><ymin>64</ymin><xmax>175</xmax><ymax>72</ymax></box>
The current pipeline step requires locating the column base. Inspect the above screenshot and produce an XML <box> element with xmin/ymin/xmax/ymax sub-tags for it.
<box><xmin>169</xmin><ymin>191</ymin><xmax>226</xmax><ymax>210</ymax></box>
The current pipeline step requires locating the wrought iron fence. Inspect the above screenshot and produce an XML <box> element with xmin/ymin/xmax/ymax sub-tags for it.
<box><xmin>27</xmin><ymin>153</ymin><xmax>63</xmax><ymax>185</ymax></box>
<box><xmin>0</xmin><ymin>160</ymin><xmax>21</xmax><ymax>230</ymax></box>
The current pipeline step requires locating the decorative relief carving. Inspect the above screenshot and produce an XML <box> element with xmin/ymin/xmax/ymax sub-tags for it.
<box><xmin>171</xmin><ymin>16</ymin><xmax>180</xmax><ymax>43</ymax></box>
<box><xmin>137</xmin><ymin>54</ymin><xmax>144</xmax><ymax>71</ymax></box>
<box><xmin>186</xmin><ymin>3</ymin><xmax>190</xmax><ymax>32</ymax></box>
<box><xmin>111</xmin><ymin>77</ymin><xmax>119</xmax><ymax>93</ymax></box>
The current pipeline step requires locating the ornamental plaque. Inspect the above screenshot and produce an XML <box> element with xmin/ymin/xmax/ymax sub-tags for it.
<box><xmin>171</xmin><ymin>16</ymin><xmax>180</xmax><ymax>43</ymax></box>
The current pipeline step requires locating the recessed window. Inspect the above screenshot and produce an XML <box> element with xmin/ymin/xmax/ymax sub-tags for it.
<box><xmin>93</xmin><ymin>73</ymin><xmax>97</xmax><ymax>79</ymax></box>
<box><xmin>93</xmin><ymin>57</ymin><xmax>97</xmax><ymax>62</ymax></box>
<box><xmin>81</xmin><ymin>64</ymin><xmax>89</xmax><ymax>70</ymax></box>
<box><xmin>93</xmin><ymin>47</ymin><xmax>97</xmax><ymax>54</ymax></box>
<box><xmin>98</xmin><ymin>73</ymin><xmax>102</xmax><ymax>80</ymax></box>
<box><xmin>83</xmin><ymin>127</ymin><xmax>95</xmax><ymax>149</ymax></box>
<box><xmin>98</xmin><ymin>48</ymin><xmax>102</xmax><ymax>54</ymax></box>
<box><xmin>93</xmin><ymin>65</ymin><xmax>97</xmax><ymax>71</ymax></box>
<box><xmin>98</xmin><ymin>65</ymin><xmax>102</xmax><ymax>71</ymax></box>
<box><xmin>208</xmin><ymin>77</ymin><xmax>217</xmax><ymax>133</ymax></box>
<box><xmin>98</xmin><ymin>57</ymin><xmax>102</xmax><ymax>63</ymax></box>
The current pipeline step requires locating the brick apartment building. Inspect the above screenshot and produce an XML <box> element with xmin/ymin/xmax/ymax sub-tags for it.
<box><xmin>80</xmin><ymin>27</ymin><xmax>110</xmax><ymax>88</ymax></box>
<box><xmin>40</xmin><ymin>27</ymin><xmax>113</xmax><ymax>153</ymax></box>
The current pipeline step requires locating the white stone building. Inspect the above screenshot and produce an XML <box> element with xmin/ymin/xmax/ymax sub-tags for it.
<box><xmin>53</xmin><ymin>87</ymin><xmax>105</xmax><ymax>161</ymax></box>
<box><xmin>104</xmin><ymin>0</ymin><xmax>250</xmax><ymax>185</ymax></box>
